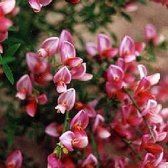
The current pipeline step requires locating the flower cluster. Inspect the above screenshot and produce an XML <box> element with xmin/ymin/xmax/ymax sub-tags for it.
<box><xmin>85</xmin><ymin>33</ymin><xmax>168</xmax><ymax>167</ymax></box>
<box><xmin>0</xmin><ymin>0</ymin><xmax>16</xmax><ymax>53</ymax></box>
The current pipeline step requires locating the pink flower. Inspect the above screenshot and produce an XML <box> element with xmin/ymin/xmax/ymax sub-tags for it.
<box><xmin>16</xmin><ymin>74</ymin><xmax>32</xmax><ymax>100</ymax></box>
<box><xmin>38</xmin><ymin>37</ymin><xmax>59</xmax><ymax>57</ymax></box>
<box><xmin>59</xmin><ymin>129</ymin><xmax>88</xmax><ymax>151</ymax></box>
<box><xmin>26</xmin><ymin>93</ymin><xmax>48</xmax><ymax>117</ymax></box>
<box><xmin>47</xmin><ymin>153</ymin><xmax>63</xmax><ymax>168</ymax></box>
<box><xmin>60</xmin><ymin>41</ymin><xmax>82</xmax><ymax>67</ymax></box>
<box><xmin>26</xmin><ymin>52</ymin><xmax>53</xmax><ymax>85</ymax></box>
<box><xmin>82</xmin><ymin>154</ymin><xmax>98</xmax><ymax>168</ymax></box>
<box><xmin>55</xmin><ymin>88</ymin><xmax>76</xmax><ymax>114</ymax></box>
<box><xmin>6</xmin><ymin>150</ymin><xmax>23</xmax><ymax>168</ymax></box>
<box><xmin>138</xmin><ymin>64</ymin><xmax>160</xmax><ymax>86</ymax></box>
<box><xmin>53</xmin><ymin>66</ymin><xmax>71</xmax><ymax>93</ymax></box>
<box><xmin>70</xmin><ymin>63</ymin><xmax>93</xmax><ymax>81</ymax></box>
<box><xmin>119</xmin><ymin>36</ymin><xmax>145</xmax><ymax>62</ymax></box>
<box><xmin>26</xmin><ymin>52</ymin><xmax>48</xmax><ymax>74</ymax></box>
<box><xmin>28</xmin><ymin>0</ymin><xmax>52</xmax><ymax>12</ymax></box>
<box><xmin>70</xmin><ymin>110</ymin><xmax>89</xmax><ymax>130</ymax></box>
<box><xmin>97</xmin><ymin>34</ymin><xmax>118</xmax><ymax>58</ymax></box>
<box><xmin>144</xmin><ymin>24</ymin><xmax>165</xmax><ymax>45</ymax></box>
<box><xmin>86</xmin><ymin>33</ymin><xmax>118</xmax><ymax>59</ymax></box>
<box><xmin>93</xmin><ymin>114</ymin><xmax>111</xmax><ymax>139</ymax></box>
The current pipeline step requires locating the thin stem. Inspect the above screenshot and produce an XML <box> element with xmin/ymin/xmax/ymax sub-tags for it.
<box><xmin>123</xmin><ymin>88</ymin><xmax>155</xmax><ymax>141</ymax></box>
<box><xmin>63</xmin><ymin>112</ymin><xmax>70</xmax><ymax>132</ymax></box>
<box><xmin>114</xmin><ymin>130</ymin><xmax>142</xmax><ymax>161</ymax></box>
<box><xmin>90</xmin><ymin>132</ymin><xmax>100</xmax><ymax>168</ymax></box>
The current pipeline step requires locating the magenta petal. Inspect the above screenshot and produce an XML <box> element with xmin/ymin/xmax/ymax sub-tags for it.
<box><xmin>0</xmin><ymin>31</ymin><xmax>8</xmax><ymax>42</ymax></box>
<box><xmin>59</xmin><ymin>131</ymin><xmax>75</xmax><ymax>151</ymax></box>
<box><xmin>59</xmin><ymin>30</ymin><xmax>74</xmax><ymax>48</ymax></box>
<box><xmin>37</xmin><ymin>93</ymin><xmax>48</xmax><ymax>105</ymax></box>
<box><xmin>26</xmin><ymin>99</ymin><xmax>37</xmax><ymax>117</ymax></box>
<box><xmin>53</xmin><ymin>66</ymin><xmax>71</xmax><ymax>85</ymax></box>
<box><xmin>71</xmin><ymin>63</ymin><xmax>86</xmax><ymax>79</ymax></box>
<box><xmin>47</xmin><ymin>153</ymin><xmax>63</xmax><ymax>168</ymax></box>
<box><xmin>6</xmin><ymin>150</ymin><xmax>23</xmax><ymax>168</ymax></box>
<box><xmin>119</xmin><ymin>36</ymin><xmax>135</xmax><ymax>58</ymax></box>
<box><xmin>107</xmin><ymin>65</ymin><xmax>124</xmax><ymax>82</ymax></box>
<box><xmin>0</xmin><ymin>17</ymin><xmax>12</xmax><ymax>32</ymax></box>
<box><xmin>70</xmin><ymin>110</ymin><xmax>89</xmax><ymax>129</ymax></box>
<box><xmin>41</xmin><ymin>37</ymin><xmax>59</xmax><ymax>56</ymax></box>
<box><xmin>26</xmin><ymin>52</ymin><xmax>48</xmax><ymax>74</ymax></box>
<box><xmin>60</xmin><ymin>41</ymin><xmax>76</xmax><ymax>64</ymax></box>
<box><xmin>97</xmin><ymin>33</ymin><xmax>111</xmax><ymax>54</ymax></box>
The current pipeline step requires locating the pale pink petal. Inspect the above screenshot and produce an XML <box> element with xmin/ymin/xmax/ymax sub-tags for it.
<box><xmin>147</xmin><ymin>73</ymin><xmax>160</xmax><ymax>86</ymax></box>
<box><xmin>138</xmin><ymin>64</ymin><xmax>148</xmax><ymax>79</ymax></box>
<box><xmin>97</xmin><ymin>126</ymin><xmax>111</xmax><ymax>139</ymax></box>
<box><xmin>72</xmin><ymin>129</ymin><xmax>88</xmax><ymax>149</ymax></box>
<box><xmin>85</xmin><ymin>42</ymin><xmax>97</xmax><ymax>56</ymax></box>
<box><xmin>28</xmin><ymin>0</ymin><xmax>42</xmax><ymax>12</ymax></box>
<box><xmin>77</xmin><ymin>73</ymin><xmax>93</xmax><ymax>81</ymax></box>
<box><xmin>45</xmin><ymin>123</ymin><xmax>60</xmax><ymax>137</ymax></box>
<box><xmin>0</xmin><ymin>43</ymin><xmax>3</xmax><ymax>53</ymax></box>
<box><xmin>59</xmin><ymin>131</ymin><xmax>75</xmax><ymax>151</ymax></box>
<box><xmin>55</xmin><ymin>104</ymin><xmax>66</xmax><ymax>114</ymax></box>
<box><xmin>0</xmin><ymin>0</ymin><xmax>16</xmax><ymax>14</ymax></box>
<box><xmin>82</xmin><ymin>154</ymin><xmax>98</xmax><ymax>167</ymax></box>
<box><xmin>144</xmin><ymin>24</ymin><xmax>157</xmax><ymax>41</ymax></box>
<box><xmin>56</xmin><ymin>88</ymin><xmax>76</xmax><ymax>113</ymax></box>
<box><xmin>16</xmin><ymin>74</ymin><xmax>32</xmax><ymax>100</ymax></box>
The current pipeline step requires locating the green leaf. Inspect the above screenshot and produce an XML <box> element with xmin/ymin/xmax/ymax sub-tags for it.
<box><xmin>0</xmin><ymin>56</ymin><xmax>15</xmax><ymax>65</ymax></box>
<box><xmin>121</xmin><ymin>12</ymin><xmax>132</xmax><ymax>22</ymax></box>
<box><xmin>4</xmin><ymin>43</ymin><xmax>21</xmax><ymax>57</ymax></box>
<box><xmin>3</xmin><ymin>64</ymin><xmax>14</xmax><ymax>85</ymax></box>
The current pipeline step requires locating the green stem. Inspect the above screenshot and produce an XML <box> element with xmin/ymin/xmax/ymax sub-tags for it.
<box><xmin>63</xmin><ymin>112</ymin><xmax>70</xmax><ymax>133</ymax></box>
<box><xmin>123</xmin><ymin>88</ymin><xmax>155</xmax><ymax>141</ymax></box>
